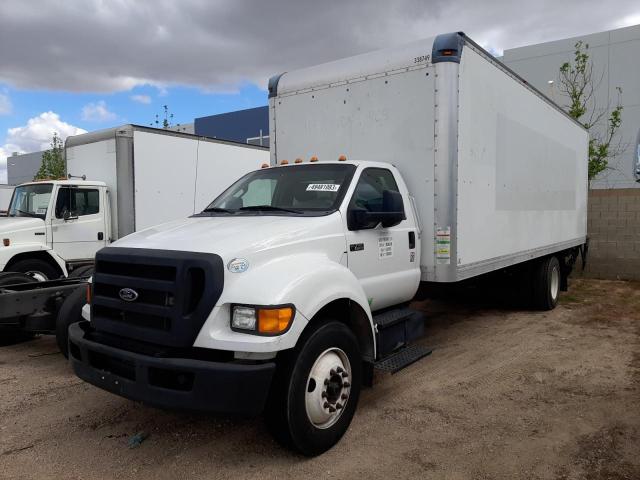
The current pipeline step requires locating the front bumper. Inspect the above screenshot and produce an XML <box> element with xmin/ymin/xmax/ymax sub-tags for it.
<box><xmin>68</xmin><ymin>322</ymin><xmax>276</xmax><ymax>416</ymax></box>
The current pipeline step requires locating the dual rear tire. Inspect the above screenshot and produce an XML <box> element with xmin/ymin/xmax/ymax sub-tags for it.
<box><xmin>531</xmin><ymin>256</ymin><xmax>561</xmax><ymax>310</ymax></box>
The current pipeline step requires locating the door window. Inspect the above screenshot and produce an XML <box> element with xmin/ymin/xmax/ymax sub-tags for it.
<box><xmin>350</xmin><ymin>168</ymin><xmax>399</xmax><ymax>212</ymax></box>
<box><xmin>348</xmin><ymin>168</ymin><xmax>401</xmax><ymax>230</ymax></box>
<box><xmin>55</xmin><ymin>188</ymin><xmax>100</xmax><ymax>219</ymax></box>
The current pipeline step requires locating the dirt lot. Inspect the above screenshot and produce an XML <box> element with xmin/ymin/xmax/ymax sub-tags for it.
<box><xmin>1</xmin><ymin>278</ymin><xmax>639</xmax><ymax>480</ymax></box>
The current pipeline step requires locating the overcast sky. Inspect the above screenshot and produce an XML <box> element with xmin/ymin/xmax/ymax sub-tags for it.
<box><xmin>1</xmin><ymin>0</ymin><xmax>639</xmax><ymax>182</ymax></box>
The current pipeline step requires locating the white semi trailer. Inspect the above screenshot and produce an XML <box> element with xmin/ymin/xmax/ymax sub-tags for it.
<box><xmin>68</xmin><ymin>33</ymin><xmax>588</xmax><ymax>455</ymax></box>
<box><xmin>0</xmin><ymin>125</ymin><xmax>268</xmax><ymax>348</ymax></box>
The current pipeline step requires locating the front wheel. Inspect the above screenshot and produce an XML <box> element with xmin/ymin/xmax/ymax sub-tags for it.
<box><xmin>56</xmin><ymin>286</ymin><xmax>87</xmax><ymax>358</ymax></box>
<box><xmin>7</xmin><ymin>258</ymin><xmax>59</xmax><ymax>281</ymax></box>
<box><xmin>265</xmin><ymin>321</ymin><xmax>362</xmax><ymax>456</ymax></box>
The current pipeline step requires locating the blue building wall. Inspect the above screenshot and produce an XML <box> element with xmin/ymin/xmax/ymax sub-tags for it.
<box><xmin>194</xmin><ymin>106</ymin><xmax>269</xmax><ymax>146</ymax></box>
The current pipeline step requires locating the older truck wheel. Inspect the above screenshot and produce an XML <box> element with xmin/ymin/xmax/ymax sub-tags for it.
<box><xmin>266</xmin><ymin>321</ymin><xmax>362</xmax><ymax>456</ymax></box>
<box><xmin>56</xmin><ymin>286</ymin><xmax>87</xmax><ymax>358</ymax></box>
<box><xmin>7</xmin><ymin>258</ymin><xmax>59</xmax><ymax>281</ymax></box>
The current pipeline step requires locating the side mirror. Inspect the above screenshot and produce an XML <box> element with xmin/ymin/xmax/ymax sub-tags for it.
<box><xmin>62</xmin><ymin>209</ymin><xmax>70</xmax><ymax>221</ymax></box>
<box><xmin>348</xmin><ymin>190</ymin><xmax>406</xmax><ymax>230</ymax></box>
<box><xmin>380</xmin><ymin>190</ymin><xmax>405</xmax><ymax>228</ymax></box>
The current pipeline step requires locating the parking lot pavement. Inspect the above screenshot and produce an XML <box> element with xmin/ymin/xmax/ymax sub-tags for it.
<box><xmin>1</xmin><ymin>278</ymin><xmax>639</xmax><ymax>480</ymax></box>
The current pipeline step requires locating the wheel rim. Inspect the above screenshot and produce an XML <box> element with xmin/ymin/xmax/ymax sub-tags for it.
<box><xmin>550</xmin><ymin>265</ymin><xmax>559</xmax><ymax>301</ymax></box>
<box><xmin>305</xmin><ymin>347</ymin><xmax>352</xmax><ymax>429</ymax></box>
<box><xmin>26</xmin><ymin>271</ymin><xmax>48</xmax><ymax>282</ymax></box>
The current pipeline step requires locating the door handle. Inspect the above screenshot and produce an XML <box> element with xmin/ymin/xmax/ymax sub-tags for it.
<box><xmin>408</xmin><ymin>231</ymin><xmax>416</xmax><ymax>249</ymax></box>
<box><xmin>97</xmin><ymin>232</ymin><xmax>104</xmax><ymax>240</ymax></box>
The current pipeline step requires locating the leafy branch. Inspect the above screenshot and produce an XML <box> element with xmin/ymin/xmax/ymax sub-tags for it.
<box><xmin>558</xmin><ymin>41</ymin><xmax>624</xmax><ymax>183</ymax></box>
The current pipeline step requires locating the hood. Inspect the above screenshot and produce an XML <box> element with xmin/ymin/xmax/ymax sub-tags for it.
<box><xmin>0</xmin><ymin>216</ymin><xmax>45</xmax><ymax>233</ymax></box>
<box><xmin>112</xmin><ymin>213</ymin><xmax>346</xmax><ymax>264</ymax></box>
<box><xmin>0</xmin><ymin>216</ymin><xmax>47</xmax><ymax>247</ymax></box>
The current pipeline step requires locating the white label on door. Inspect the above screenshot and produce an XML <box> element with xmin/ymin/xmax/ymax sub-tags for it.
<box><xmin>378</xmin><ymin>234</ymin><xmax>393</xmax><ymax>258</ymax></box>
<box><xmin>306</xmin><ymin>183</ymin><xmax>340</xmax><ymax>192</ymax></box>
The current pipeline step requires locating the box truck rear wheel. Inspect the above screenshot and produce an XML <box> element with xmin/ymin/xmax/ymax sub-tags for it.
<box><xmin>265</xmin><ymin>321</ymin><xmax>361</xmax><ymax>456</ymax></box>
<box><xmin>532</xmin><ymin>256</ymin><xmax>561</xmax><ymax>310</ymax></box>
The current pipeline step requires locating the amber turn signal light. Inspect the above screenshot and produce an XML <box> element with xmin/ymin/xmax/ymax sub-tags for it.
<box><xmin>258</xmin><ymin>307</ymin><xmax>293</xmax><ymax>334</ymax></box>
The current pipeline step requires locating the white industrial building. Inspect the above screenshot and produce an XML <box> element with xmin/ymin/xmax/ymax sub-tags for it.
<box><xmin>503</xmin><ymin>24</ymin><xmax>640</xmax><ymax>189</ymax></box>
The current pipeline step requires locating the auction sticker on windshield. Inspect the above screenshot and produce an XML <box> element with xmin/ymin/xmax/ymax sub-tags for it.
<box><xmin>306</xmin><ymin>184</ymin><xmax>340</xmax><ymax>192</ymax></box>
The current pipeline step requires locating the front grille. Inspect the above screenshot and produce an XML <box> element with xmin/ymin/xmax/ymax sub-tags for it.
<box><xmin>93</xmin><ymin>304</ymin><xmax>172</xmax><ymax>331</ymax></box>
<box><xmin>91</xmin><ymin>247</ymin><xmax>224</xmax><ymax>348</ymax></box>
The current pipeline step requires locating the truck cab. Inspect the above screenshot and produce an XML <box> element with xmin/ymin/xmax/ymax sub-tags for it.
<box><xmin>69</xmin><ymin>159</ymin><xmax>424</xmax><ymax>456</ymax></box>
<box><xmin>1</xmin><ymin>179</ymin><xmax>110</xmax><ymax>279</ymax></box>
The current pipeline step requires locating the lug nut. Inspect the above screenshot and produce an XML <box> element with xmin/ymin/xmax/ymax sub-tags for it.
<box><xmin>328</xmin><ymin>406</ymin><xmax>336</xmax><ymax>413</ymax></box>
<box><xmin>330</xmin><ymin>369</ymin><xmax>336</xmax><ymax>376</ymax></box>
<box><xmin>341</xmin><ymin>393</ymin><xmax>348</xmax><ymax>400</ymax></box>
<box><xmin>343</xmin><ymin>381</ymin><xmax>351</xmax><ymax>388</ymax></box>
<box><xmin>341</xmin><ymin>371</ymin><xmax>349</xmax><ymax>378</ymax></box>
<box><xmin>336</xmin><ymin>366</ymin><xmax>344</xmax><ymax>373</ymax></box>
<box><xmin>336</xmin><ymin>403</ymin><xmax>343</xmax><ymax>410</ymax></box>
<box><xmin>321</xmin><ymin>391</ymin><xmax>327</xmax><ymax>398</ymax></box>
<box><xmin>324</xmin><ymin>402</ymin><xmax>330</xmax><ymax>409</ymax></box>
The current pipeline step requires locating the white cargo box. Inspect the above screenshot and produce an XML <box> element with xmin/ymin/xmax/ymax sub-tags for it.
<box><xmin>65</xmin><ymin>125</ymin><xmax>269</xmax><ymax>240</ymax></box>
<box><xmin>269</xmin><ymin>32</ymin><xmax>588</xmax><ymax>282</ymax></box>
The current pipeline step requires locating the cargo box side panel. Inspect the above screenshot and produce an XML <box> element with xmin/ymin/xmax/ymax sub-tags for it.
<box><xmin>456</xmin><ymin>47</ymin><xmax>588</xmax><ymax>276</ymax></box>
<box><xmin>194</xmin><ymin>141</ymin><xmax>269</xmax><ymax>212</ymax></box>
<box><xmin>273</xmin><ymin>67</ymin><xmax>436</xmax><ymax>274</ymax></box>
<box><xmin>132</xmin><ymin>130</ymin><xmax>199</xmax><ymax>231</ymax></box>
<box><xmin>66</xmin><ymin>139</ymin><xmax>119</xmax><ymax>238</ymax></box>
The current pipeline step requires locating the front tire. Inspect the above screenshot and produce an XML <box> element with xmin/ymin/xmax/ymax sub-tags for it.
<box><xmin>531</xmin><ymin>256</ymin><xmax>561</xmax><ymax>310</ymax></box>
<box><xmin>265</xmin><ymin>321</ymin><xmax>362</xmax><ymax>456</ymax></box>
<box><xmin>7</xmin><ymin>258</ymin><xmax>59</xmax><ymax>281</ymax></box>
<box><xmin>56</xmin><ymin>287</ymin><xmax>87</xmax><ymax>358</ymax></box>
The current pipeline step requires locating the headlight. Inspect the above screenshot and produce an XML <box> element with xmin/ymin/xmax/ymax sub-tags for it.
<box><xmin>231</xmin><ymin>304</ymin><xmax>294</xmax><ymax>335</ymax></box>
<box><xmin>232</xmin><ymin>306</ymin><xmax>257</xmax><ymax>330</ymax></box>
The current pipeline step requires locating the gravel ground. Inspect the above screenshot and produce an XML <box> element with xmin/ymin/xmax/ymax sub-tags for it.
<box><xmin>0</xmin><ymin>278</ymin><xmax>638</xmax><ymax>480</ymax></box>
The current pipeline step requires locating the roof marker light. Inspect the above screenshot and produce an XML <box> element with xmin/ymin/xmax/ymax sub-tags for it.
<box><xmin>338</xmin><ymin>155</ymin><xmax>347</xmax><ymax>161</ymax></box>
<box><xmin>261</xmin><ymin>163</ymin><xmax>269</xmax><ymax>168</ymax></box>
<box><xmin>280</xmin><ymin>159</ymin><xmax>289</xmax><ymax>165</ymax></box>
<box><xmin>295</xmin><ymin>158</ymin><xmax>303</xmax><ymax>164</ymax></box>
<box><xmin>310</xmin><ymin>156</ymin><xmax>318</xmax><ymax>162</ymax></box>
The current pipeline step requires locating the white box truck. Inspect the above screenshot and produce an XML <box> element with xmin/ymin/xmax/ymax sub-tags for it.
<box><xmin>0</xmin><ymin>125</ymin><xmax>268</xmax><ymax>349</ymax></box>
<box><xmin>0</xmin><ymin>185</ymin><xmax>14</xmax><ymax>214</ymax></box>
<box><xmin>68</xmin><ymin>33</ymin><xmax>588</xmax><ymax>455</ymax></box>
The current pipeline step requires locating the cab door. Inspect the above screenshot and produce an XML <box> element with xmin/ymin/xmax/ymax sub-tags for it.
<box><xmin>343</xmin><ymin>167</ymin><xmax>420</xmax><ymax>311</ymax></box>
<box><xmin>51</xmin><ymin>185</ymin><xmax>108</xmax><ymax>261</ymax></box>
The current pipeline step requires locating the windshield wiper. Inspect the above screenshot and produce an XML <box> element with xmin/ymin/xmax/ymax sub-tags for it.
<box><xmin>16</xmin><ymin>209</ymin><xmax>40</xmax><ymax>218</ymax></box>
<box><xmin>202</xmin><ymin>207</ymin><xmax>235</xmax><ymax>214</ymax></box>
<box><xmin>238</xmin><ymin>205</ymin><xmax>302</xmax><ymax>214</ymax></box>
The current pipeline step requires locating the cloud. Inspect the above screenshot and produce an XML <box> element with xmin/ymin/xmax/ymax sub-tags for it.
<box><xmin>2</xmin><ymin>111</ymin><xmax>86</xmax><ymax>154</ymax></box>
<box><xmin>131</xmin><ymin>94</ymin><xmax>151</xmax><ymax>104</ymax></box>
<box><xmin>81</xmin><ymin>100</ymin><xmax>117</xmax><ymax>122</ymax></box>
<box><xmin>0</xmin><ymin>92</ymin><xmax>11</xmax><ymax>115</ymax></box>
<box><xmin>0</xmin><ymin>0</ymin><xmax>637</xmax><ymax>94</ymax></box>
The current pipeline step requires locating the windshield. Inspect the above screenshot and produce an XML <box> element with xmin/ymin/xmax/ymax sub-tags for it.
<box><xmin>203</xmin><ymin>164</ymin><xmax>356</xmax><ymax>215</ymax></box>
<box><xmin>8</xmin><ymin>183</ymin><xmax>53</xmax><ymax>219</ymax></box>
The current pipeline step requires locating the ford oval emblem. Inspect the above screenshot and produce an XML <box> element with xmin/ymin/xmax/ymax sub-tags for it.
<box><xmin>119</xmin><ymin>288</ymin><xmax>139</xmax><ymax>302</ymax></box>
<box><xmin>227</xmin><ymin>258</ymin><xmax>249</xmax><ymax>273</ymax></box>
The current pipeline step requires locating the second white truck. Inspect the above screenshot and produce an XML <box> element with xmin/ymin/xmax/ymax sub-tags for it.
<box><xmin>0</xmin><ymin>126</ymin><xmax>268</xmax><ymax>348</ymax></box>
<box><xmin>68</xmin><ymin>32</ymin><xmax>588</xmax><ymax>455</ymax></box>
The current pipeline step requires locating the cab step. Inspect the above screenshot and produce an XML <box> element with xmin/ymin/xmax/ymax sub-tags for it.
<box><xmin>373</xmin><ymin>307</ymin><xmax>425</xmax><ymax>358</ymax></box>
<box><xmin>374</xmin><ymin>344</ymin><xmax>433</xmax><ymax>374</ymax></box>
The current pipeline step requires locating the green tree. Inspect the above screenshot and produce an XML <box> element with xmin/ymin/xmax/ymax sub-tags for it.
<box><xmin>34</xmin><ymin>132</ymin><xmax>65</xmax><ymax>180</ymax></box>
<box><xmin>558</xmin><ymin>41</ymin><xmax>623</xmax><ymax>183</ymax></box>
